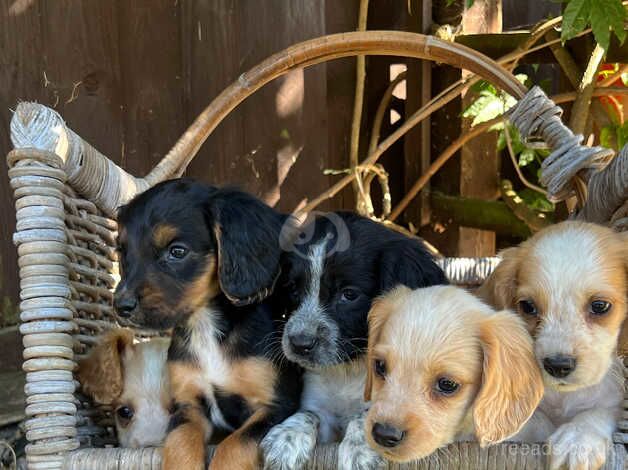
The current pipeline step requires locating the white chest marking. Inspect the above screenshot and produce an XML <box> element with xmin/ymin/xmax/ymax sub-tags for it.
<box><xmin>188</xmin><ymin>308</ymin><xmax>233</xmax><ymax>430</ymax></box>
<box><xmin>300</xmin><ymin>359</ymin><xmax>367</xmax><ymax>443</ymax></box>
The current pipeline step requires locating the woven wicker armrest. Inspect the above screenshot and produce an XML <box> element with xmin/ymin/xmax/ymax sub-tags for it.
<box><xmin>61</xmin><ymin>442</ymin><xmax>628</xmax><ymax>470</ymax></box>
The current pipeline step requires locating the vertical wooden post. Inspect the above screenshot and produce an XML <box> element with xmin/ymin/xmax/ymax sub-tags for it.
<box><xmin>418</xmin><ymin>0</ymin><xmax>463</xmax><ymax>256</ymax></box>
<box><xmin>404</xmin><ymin>0</ymin><xmax>432</xmax><ymax>228</ymax></box>
<box><xmin>459</xmin><ymin>0</ymin><xmax>502</xmax><ymax>256</ymax></box>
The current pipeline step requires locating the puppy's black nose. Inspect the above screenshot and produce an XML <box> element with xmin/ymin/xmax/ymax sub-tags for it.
<box><xmin>372</xmin><ymin>423</ymin><xmax>405</xmax><ymax>448</ymax></box>
<box><xmin>289</xmin><ymin>333</ymin><xmax>317</xmax><ymax>356</ymax></box>
<box><xmin>114</xmin><ymin>293</ymin><xmax>138</xmax><ymax>318</ymax></box>
<box><xmin>543</xmin><ymin>355</ymin><xmax>576</xmax><ymax>378</ymax></box>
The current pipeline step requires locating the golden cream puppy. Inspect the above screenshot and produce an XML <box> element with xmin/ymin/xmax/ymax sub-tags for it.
<box><xmin>364</xmin><ymin>285</ymin><xmax>543</xmax><ymax>463</ymax></box>
<box><xmin>77</xmin><ymin>329</ymin><xmax>171</xmax><ymax>448</ymax></box>
<box><xmin>478</xmin><ymin>221</ymin><xmax>627</xmax><ymax>470</ymax></box>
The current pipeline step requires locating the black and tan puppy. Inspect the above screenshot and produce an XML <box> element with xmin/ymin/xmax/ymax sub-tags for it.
<box><xmin>114</xmin><ymin>179</ymin><xmax>301</xmax><ymax>470</ymax></box>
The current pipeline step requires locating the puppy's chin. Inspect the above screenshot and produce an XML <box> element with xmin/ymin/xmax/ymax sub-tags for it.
<box><xmin>120</xmin><ymin>307</ymin><xmax>189</xmax><ymax>331</ymax></box>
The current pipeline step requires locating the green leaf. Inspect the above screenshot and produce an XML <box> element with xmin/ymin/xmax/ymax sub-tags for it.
<box><xmin>600</xmin><ymin>125</ymin><xmax>615</xmax><ymax>149</ymax></box>
<box><xmin>497</xmin><ymin>131</ymin><xmax>507</xmax><ymax>151</ymax></box>
<box><xmin>594</xmin><ymin>0</ymin><xmax>626</xmax><ymax>49</ymax></box>
<box><xmin>617</xmin><ymin>121</ymin><xmax>628</xmax><ymax>148</ymax></box>
<box><xmin>562</xmin><ymin>0</ymin><xmax>626</xmax><ymax>51</ymax></box>
<box><xmin>472</xmin><ymin>97</ymin><xmax>506</xmax><ymax>126</ymax></box>
<box><xmin>519</xmin><ymin>189</ymin><xmax>555</xmax><ymax>212</ymax></box>
<box><xmin>466</xmin><ymin>0</ymin><xmax>475</xmax><ymax>8</ymax></box>
<box><xmin>514</xmin><ymin>74</ymin><xmax>528</xmax><ymax>85</ymax></box>
<box><xmin>518</xmin><ymin>148</ymin><xmax>536</xmax><ymax>167</ymax></box>
<box><xmin>539</xmin><ymin>78</ymin><xmax>553</xmax><ymax>94</ymax></box>
<box><xmin>470</xmin><ymin>80</ymin><xmax>497</xmax><ymax>95</ymax></box>
<box><xmin>562</xmin><ymin>0</ymin><xmax>591</xmax><ymax>43</ymax></box>
<box><xmin>462</xmin><ymin>95</ymin><xmax>491</xmax><ymax>119</ymax></box>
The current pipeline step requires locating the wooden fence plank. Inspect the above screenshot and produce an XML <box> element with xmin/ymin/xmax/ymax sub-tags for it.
<box><xmin>182</xmin><ymin>0</ymin><xmax>243</xmax><ymax>194</ymax></box>
<box><xmin>117</xmin><ymin>0</ymin><xmax>185</xmax><ymax>176</ymax></box>
<box><xmin>0</xmin><ymin>0</ymin><xmax>364</xmax><ymax>326</ymax></box>
<box><xmin>38</xmin><ymin>0</ymin><xmax>123</xmax><ymax>162</ymax></box>
<box><xmin>459</xmin><ymin>0</ymin><xmax>502</xmax><ymax>257</ymax></box>
<box><xmin>184</xmin><ymin>0</ymin><xmax>333</xmax><ymax>213</ymax></box>
<box><xmin>324</xmin><ymin>0</ymin><xmax>360</xmax><ymax>211</ymax></box>
<box><xmin>403</xmin><ymin>0</ymin><xmax>432</xmax><ymax>227</ymax></box>
<box><xmin>0</xmin><ymin>0</ymin><xmax>45</xmax><ymax>326</ymax></box>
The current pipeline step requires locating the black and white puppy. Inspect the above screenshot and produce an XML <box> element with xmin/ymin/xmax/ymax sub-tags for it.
<box><xmin>262</xmin><ymin>212</ymin><xmax>447</xmax><ymax>470</ymax></box>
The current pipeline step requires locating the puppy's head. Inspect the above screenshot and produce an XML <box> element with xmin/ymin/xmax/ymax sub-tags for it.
<box><xmin>281</xmin><ymin>212</ymin><xmax>446</xmax><ymax>369</ymax></box>
<box><xmin>478</xmin><ymin>221</ymin><xmax>628</xmax><ymax>391</ymax></box>
<box><xmin>77</xmin><ymin>329</ymin><xmax>171</xmax><ymax>448</ymax></box>
<box><xmin>364</xmin><ymin>286</ymin><xmax>543</xmax><ymax>462</ymax></box>
<box><xmin>115</xmin><ymin>179</ymin><xmax>285</xmax><ymax>329</ymax></box>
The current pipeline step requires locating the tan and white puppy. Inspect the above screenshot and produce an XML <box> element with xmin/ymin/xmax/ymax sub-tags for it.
<box><xmin>364</xmin><ymin>285</ymin><xmax>544</xmax><ymax>463</ymax></box>
<box><xmin>478</xmin><ymin>221</ymin><xmax>628</xmax><ymax>470</ymax></box>
<box><xmin>77</xmin><ymin>329</ymin><xmax>171</xmax><ymax>448</ymax></box>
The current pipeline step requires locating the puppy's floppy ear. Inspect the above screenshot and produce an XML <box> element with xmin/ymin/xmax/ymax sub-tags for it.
<box><xmin>621</xmin><ymin>230</ymin><xmax>628</xmax><ymax>271</ymax></box>
<box><xmin>205</xmin><ymin>190</ymin><xmax>285</xmax><ymax>306</ymax></box>
<box><xmin>476</xmin><ymin>247</ymin><xmax>521</xmax><ymax>309</ymax></box>
<box><xmin>378</xmin><ymin>239</ymin><xmax>447</xmax><ymax>292</ymax></box>
<box><xmin>473</xmin><ymin>310</ymin><xmax>544</xmax><ymax>446</ymax></box>
<box><xmin>617</xmin><ymin>231</ymin><xmax>628</xmax><ymax>356</ymax></box>
<box><xmin>77</xmin><ymin>328</ymin><xmax>134</xmax><ymax>404</ymax></box>
<box><xmin>364</xmin><ymin>286</ymin><xmax>409</xmax><ymax>401</ymax></box>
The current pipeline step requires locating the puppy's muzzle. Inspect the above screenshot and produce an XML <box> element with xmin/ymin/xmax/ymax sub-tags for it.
<box><xmin>288</xmin><ymin>333</ymin><xmax>318</xmax><ymax>356</ymax></box>
<box><xmin>372</xmin><ymin>422</ymin><xmax>406</xmax><ymax>448</ymax></box>
<box><xmin>543</xmin><ymin>354</ymin><xmax>576</xmax><ymax>378</ymax></box>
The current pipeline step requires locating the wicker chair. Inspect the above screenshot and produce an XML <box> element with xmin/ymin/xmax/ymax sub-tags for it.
<box><xmin>5</xmin><ymin>31</ymin><xmax>627</xmax><ymax>469</ymax></box>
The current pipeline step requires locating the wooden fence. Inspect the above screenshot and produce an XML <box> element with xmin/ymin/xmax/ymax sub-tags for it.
<box><xmin>0</xmin><ymin>0</ymin><xmax>561</xmax><ymax>328</ymax></box>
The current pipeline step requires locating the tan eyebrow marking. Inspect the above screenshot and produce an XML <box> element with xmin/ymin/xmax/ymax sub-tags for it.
<box><xmin>152</xmin><ymin>224</ymin><xmax>179</xmax><ymax>248</ymax></box>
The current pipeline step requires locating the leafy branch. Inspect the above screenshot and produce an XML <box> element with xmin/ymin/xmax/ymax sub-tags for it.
<box><xmin>561</xmin><ymin>0</ymin><xmax>626</xmax><ymax>51</ymax></box>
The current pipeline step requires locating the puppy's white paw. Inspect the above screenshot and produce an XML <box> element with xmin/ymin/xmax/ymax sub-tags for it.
<box><xmin>549</xmin><ymin>423</ymin><xmax>610</xmax><ymax>470</ymax></box>
<box><xmin>261</xmin><ymin>412</ymin><xmax>319</xmax><ymax>470</ymax></box>
<box><xmin>338</xmin><ymin>417</ymin><xmax>385</xmax><ymax>470</ymax></box>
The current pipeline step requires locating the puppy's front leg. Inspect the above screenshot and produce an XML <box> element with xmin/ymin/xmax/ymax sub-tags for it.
<box><xmin>338</xmin><ymin>413</ymin><xmax>385</xmax><ymax>470</ymax></box>
<box><xmin>261</xmin><ymin>411</ymin><xmax>320</xmax><ymax>470</ymax></box>
<box><xmin>211</xmin><ymin>405</ymin><xmax>296</xmax><ymax>470</ymax></box>
<box><xmin>549</xmin><ymin>407</ymin><xmax>617</xmax><ymax>470</ymax></box>
<box><xmin>163</xmin><ymin>362</ymin><xmax>212</xmax><ymax>470</ymax></box>
<box><xmin>511</xmin><ymin>409</ymin><xmax>555</xmax><ymax>443</ymax></box>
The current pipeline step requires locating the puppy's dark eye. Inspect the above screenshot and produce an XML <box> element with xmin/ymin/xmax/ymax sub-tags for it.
<box><xmin>590</xmin><ymin>300</ymin><xmax>611</xmax><ymax>316</ymax></box>
<box><xmin>518</xmin><ymin>299</ymin><xmax>538</xmax><ymax>316</ymax></box>
<box><xmin>374</xmin><ymin>359</ymin><xmax>386</xmax><ymax>378</ymax></box>
<box><xmin>340</xmin><ymin>287</ymin><xmax>360</xmax><ymax>303</ymax></box>
<box><xmin>168</xmin><ymin>245</ymin><xmax>188</xmax><ymax>260</ymax></box>
<box><xmin>284</xmin><ymin>280</ymin><xmax>299</xmax><ymax>296</ymax></box>
<box><xmin>116</xmin><ymin>405</ymin><xmax>134</xmax><ymax>426</ymax></box>
<box><xmin>435</xmin><ymin>377</ymin><xmax>460</xmax><ymax>395</ymax></box>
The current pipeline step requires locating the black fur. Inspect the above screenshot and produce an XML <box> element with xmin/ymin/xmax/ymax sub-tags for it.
<box><xmin>115</xmin><ymin>179</ymin><xmax>287</xmax><ymax>329</ymax></box>
<box><xmin>213</xmin><ymin>391</ymin><xmax>251</xmax><ymax>430</ymax></box>
<box><xmin>114</xmin><ymin>178</ymin><xmax>303</xmax><ymax>461</ymax></box>
<box><xmin>204</xmin><ymin>190</ymin><xmax>286</xmax><ymax>305</ymax></box>
<box><xmin>283</xmin><ymin>211</ymin><xmax>447</xmax><ymax>365</ymax></box>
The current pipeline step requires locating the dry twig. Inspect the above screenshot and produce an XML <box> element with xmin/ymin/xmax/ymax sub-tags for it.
<box><xmin>350</xmin><ymin>0</ymin><xmax>369</xmax><ymax>214</ymax></box>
